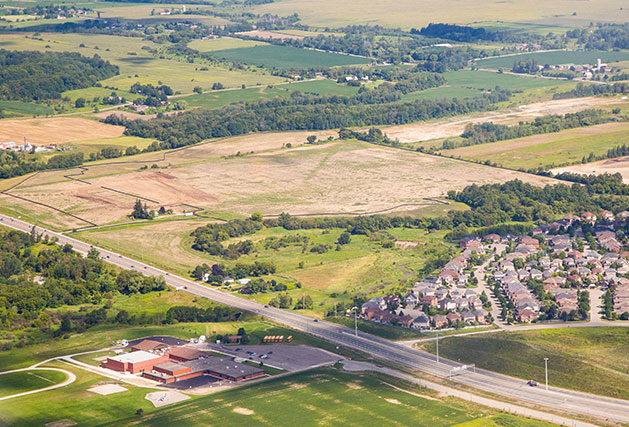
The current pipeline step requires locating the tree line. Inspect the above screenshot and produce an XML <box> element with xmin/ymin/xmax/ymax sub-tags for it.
<box><xmin>110</xmin><ymin>88</ymin><xmax>511</xmax><ymax>148</ymax></box>
<box><xmin>0</xmin><ymin>49</ymin><xmax>118</xmax><ymax>101</ymax></box>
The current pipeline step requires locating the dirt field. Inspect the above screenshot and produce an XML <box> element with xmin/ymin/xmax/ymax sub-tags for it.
<box><xmin>552</xmin><ymin>156</ymin><xmax>629</xmax><ymax>183</ymax></box>
<box><xmin>0</xmin><ymin>117</ymin><xmax>124</xmax><ymax>145</ymax></box>
<box><xmin>383</xmin><ymin>97</ymin><xmax>621</xmax><ymax>143</ymax></box>
<box><xmin>236</xmin><ymin>30</ymin><xmax>304</xmax><ymax>40</ymax></box>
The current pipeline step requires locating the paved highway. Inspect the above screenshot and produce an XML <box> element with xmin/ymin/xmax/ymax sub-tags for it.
<box><xmin>1</xmin><ymin>213</ymin><xmax>628</xmax><ymax>424</ymax></box>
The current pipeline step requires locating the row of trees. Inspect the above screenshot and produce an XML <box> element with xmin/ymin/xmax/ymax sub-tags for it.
<box><xmin>113</xmin><ymin>89</ymin><xmax>512</xmax><ymax>148</ymax></box>
<box><xmin>445</xmin><ymin>109</ymin><xmax>619</xmax><ymax>148</ymax></box>
<box><xmin>0</xmin><ymin>151</ymin><xmax>85</xmax><ymax>179</ymax></box>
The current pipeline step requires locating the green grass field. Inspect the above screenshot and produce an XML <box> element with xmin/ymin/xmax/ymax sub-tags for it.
<box><xmin>441</xmin><ymin>121</ymin><xmax>629</xmax><ymax>170</ymax></box>
<box><xmin>208</xmin><ymin>45</ymin><xmax>371</xmax><ymax>69</ymax></box>
<box><xmin>443</xmin><ymin>70</ymin><xmax>571</xmax><ymax>90</ymax></box>
<box><xmin>0</xmin><ymin>370</ymin><xmax>67</xmax><ymax>398</ymax></box>
<box><xmin>188</xmin><ymin>37</ymin><xmax>268</xmax><ymax>52</ymax></box>
<box><xmin>0</xmin><ymin>33</ymin><xmax>284</xmax><ymax>93</ymax></box>
<box><xmin>0</xmin><ymin>100</ymin><xmax>54</xmax><ymax>116</ymax></box>
<box><xmin>476</xmin><ymin>50</ymin><xmax>629</xmax><ymax>69</ymax></box>
<box><xmin>182</xmin><ymin>79</ymin><xmax>359</xmax><ymax>109</ymax></box>
<box><xmin>420</xmin><ymin>327</ymin><xmax>629</xmax><ymax>399</ymax></box>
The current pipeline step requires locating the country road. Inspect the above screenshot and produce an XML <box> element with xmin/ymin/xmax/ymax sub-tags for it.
<box><xmin>1</xmin><ymin>213</ymin><xmax>628</xmax><ymax>425</ymax></box>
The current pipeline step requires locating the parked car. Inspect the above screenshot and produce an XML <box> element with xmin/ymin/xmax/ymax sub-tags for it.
<box><xmin>527</xmin><ymin>380</ymin><xmax>538</xmax><ymax>387</ymax></box>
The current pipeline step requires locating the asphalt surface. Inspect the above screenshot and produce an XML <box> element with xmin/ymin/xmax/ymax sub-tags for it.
<box><xmin>2</xmin><ymin>213</ymin><xmax>628</xmax><ymax>424</ymax></box>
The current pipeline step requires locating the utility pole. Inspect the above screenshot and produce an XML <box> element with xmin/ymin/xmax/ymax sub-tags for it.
<box><xmin>544</xmin><ymin>357</ymin><xmax>549</xmax><ymax>391</ymax></box>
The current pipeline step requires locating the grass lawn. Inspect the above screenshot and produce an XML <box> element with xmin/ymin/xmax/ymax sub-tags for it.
<box><xmin>419</xmin><ymin>327</ymin><xmax>629</xmax><ymax>399</ymax></box>
<box><xmin>441</xmin><ymin>121</ymin><xmax>629</xmax><ymax>170</ymax></box>
<box><xmin>476</xmin><ymin>50</ymin><xmax>629</xmax><ymax>70</ymax></box>
<box><xmin>208</xmin><ymin>45</ymin><xmax>371</xmax><ymax>69</ymax></box>
<box><xmin>0</xmin><ymin>360</ymin><xmax>168</xmax><ymax>426</ymax></box>
<box><xmin>0</xmin><ymin>370</ymin><xmax>67</xmax><ymax>398</ymax></box>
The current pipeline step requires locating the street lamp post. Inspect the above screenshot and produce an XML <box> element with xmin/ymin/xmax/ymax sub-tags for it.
<box><xmin>436</xmin><ymin>329</ymin><xmax>439</xmax><ymax>364</ymax></box>
<box><xmin>347</xmin><ymin>307</ymin><xmax>358</xmax><ymax>337</ymax></box>
<box><xmin>544</xmin><ymin>357</ymin><xmax>549</xmax><ymax>391</ymax></box>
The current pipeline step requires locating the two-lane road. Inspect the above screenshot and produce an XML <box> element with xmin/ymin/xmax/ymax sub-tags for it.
<box><xmin>1</xmin><ymin>214</ymin><xmax>628</xmax><ymax>425</ymax></box>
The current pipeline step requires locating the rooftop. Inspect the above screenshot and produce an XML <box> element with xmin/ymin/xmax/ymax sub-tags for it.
<box><xmin>109</xmin><ymin>350</ymin><xmax>164</xmax><ymax>364</ymax></box>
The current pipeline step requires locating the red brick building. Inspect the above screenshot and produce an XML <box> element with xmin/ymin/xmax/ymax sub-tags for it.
<box><xmin>101</xmin><ymin>351</ymin><xmax>168</xmax><ymax>374</ymax></box>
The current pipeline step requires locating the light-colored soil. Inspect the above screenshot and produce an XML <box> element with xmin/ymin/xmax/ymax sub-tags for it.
<box><xmin>0</xmin><ymin>118</ymin><xmax>124</xmax><ymax>145</ymax></box>
<box><xmin>233</xmin><ymin>407</ymin><xmax>255</xmax><ymax>415</ymax></box>
<box><xmin>145</xmin><ymin>391</ymin><xmax>190</xmax><ymax>408</ymax></box>
<box><xmin>236</xmin><ymin>30</ymin><xmax>304</xmax><ymax>40</ymax></box>
<box><xmin>552</xmin><ymin>156</ymin><xmax>629</xmax><ymax>183</ymax></box>
<box><xmin>383</xmin><ymin>97</ymin><xmax>619</xmax><ymax>143</ymax></box>
<box><xmin>87</xmin><ymin>384</ymin><xmax>127</xmax><ymax>395</ymax></box>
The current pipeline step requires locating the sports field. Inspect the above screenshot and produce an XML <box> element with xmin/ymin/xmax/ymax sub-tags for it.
<box><xmin>441</xmin><ymin>121</ymin><xmax>629</xmax><ymax>170</ymax></box>
<box><xmin>419</xmin><ymin>327</ymin><xmax>629</xmax><ymax>400</ymax></box>
<box><xmin>105</xmin><ymin>368</ymin><xmax>553</xmax><ymax>427</ymax></box>
<box><xmin>208</xmin><ymin>45</ymin><xmax>372</xmax><ymax>69</ymax></box>
<box><xmin>476</xmin><ymin>50</ymin><xmax>629</xmax><ymax>70</ymax></box>
<box><xmin>0</xmin><ymin>370</ymin><xmax>67</xmax><ymax>398</ymax></box>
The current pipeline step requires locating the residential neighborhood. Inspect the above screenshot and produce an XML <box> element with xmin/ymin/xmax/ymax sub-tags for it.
<box><xmin>357</xmin><ymin>209</ymin><xmax>629</xmax><ymax>330</ymax></box>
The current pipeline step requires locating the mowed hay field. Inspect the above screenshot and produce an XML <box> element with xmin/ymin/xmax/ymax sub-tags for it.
<box><xmin>6</xmin><ymin>138</ymin><xmax>556</xmax><ymax>229</ymax></box>
<box><xmin>442</xmin><ymin>121</ymin><xmax>629</xmax><ymax>170</ymax></box>
<box><xmin>251</xmin><ymin>0</ymin><xmax>628</xmax><ymax>29</ymax></box>
<box><xmin>160</xmin><ymin>140</ymin><xmax>557</xmax><ymax>215</ymax></box>
<box><xmin>0</xmin><ymin>117</ymin><xmax>124</xmax><ymax>145</ymax></box>
<box><xmin>552</xmin><ymin>156</ymin><xmax>629</xmax><ymax>183</ymax></box>
<box><xmin>0</xmin><ymin>33</ymin><xmax>284</xmax><ymax>93</ymax></box>
<box><xmin>383</xmin><ymin>96</ymin><xmax>620</xmax><ymax>143</ymax></box>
